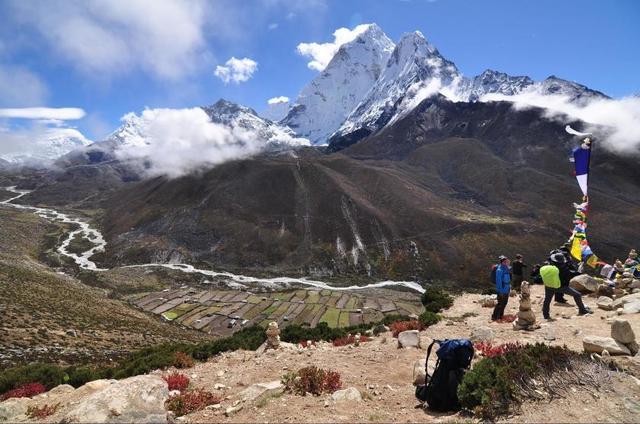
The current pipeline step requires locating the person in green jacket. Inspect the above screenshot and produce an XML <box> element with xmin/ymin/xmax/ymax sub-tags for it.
<box><xmin>540</xmin><ymin>253</ymin><xmax>592</xmax><ymax>320</ymax></box>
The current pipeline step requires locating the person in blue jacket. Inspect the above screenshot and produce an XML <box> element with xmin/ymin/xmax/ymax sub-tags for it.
<box><xmin>491</xmin><ymin>255</ymin><xmax>511</xmax><ymax>321</ymax></box>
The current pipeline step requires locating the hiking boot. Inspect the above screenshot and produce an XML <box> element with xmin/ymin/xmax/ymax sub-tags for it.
<box><xmin>578</xmin><ymin>308</ymin><xmax>593</xmax><ymax>316</ymax></box>
<box><xmin>544</xmin><ymin>316</ymin><xmax>556</xmax><ymax>322</ymax></box>
<box><xmin>555</xmin><ymin>299</ymin><xmax>569</xmax><ymax>304</ymax></box>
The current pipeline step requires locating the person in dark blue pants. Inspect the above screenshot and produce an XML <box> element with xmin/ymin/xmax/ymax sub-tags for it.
<box><xmin>491</xmin><ymin>256</ymin><xmax>511</xmax><ymax>321</ymax></box>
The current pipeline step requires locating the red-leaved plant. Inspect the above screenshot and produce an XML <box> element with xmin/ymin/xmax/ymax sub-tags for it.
<box><xmin>332</xmin><ymin>334</ymin><xmax>372</xmax><ymax>347</ymax></box>
<box><xmin>165</xmin><ymin>388</ymin><xmax>222</xmax><ymax>417</ymax></box>
<box><xmin>474</xmin><ymin>341</ymin><xmax>522</xmax><ymax>358</ymax></box>
<box><xmin>0</xmin><ymin>383</ymin><xmax>47</xmax><ymax>401</ymax></box>
<box><xmin>389</xmin><ymin>320</ymin><xmax>423</xmax><ymax>338</ymax></box>
<box><xmin>163</xmin><ymin>372</ymin><xmax>190</xmax><ymax>391</ymax></box>
<box><xmin>282</xmin><ymin>366</ymin><xmax>342</xmax><ymax>396</ymax></box>
<box><xmin>26</xmin><ymin>403</ymin><xmax>59</xmax><ymax>419</ymax></box>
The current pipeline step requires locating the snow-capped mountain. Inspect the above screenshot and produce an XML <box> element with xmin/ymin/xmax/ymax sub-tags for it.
<box><xmin>282</xmin><ymin>23</ymin><xmax>395</xmax><ymax>144</ymax></box>
<box><xmin>526</xmin><ymin>76</ymin><xmax>608</xmax><ymax>104</ymax></box>
<box><xmin>456</xmin><ymin>69</ymin><xmax>534</xmax><ymax>102</ymax></box>
<box><xmin>334</xmin><ymin>31</ymin><xmax>460</xmax><ymax>141</ymax></box>
<box><xmin>202</xmin><ymin>99</ymin><xmax>309</xmax><ymax>148</ymax></box>
<box><xmin>0</xmin><ymin>127</ymin><xmax>93</xmax><ymax>165</ymax></box>
<box><xmin>261</xmin><ymin>97</ymin><xmax>291</xmax><ymax>122</ymax></box>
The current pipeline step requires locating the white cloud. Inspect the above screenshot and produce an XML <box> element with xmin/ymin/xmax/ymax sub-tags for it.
<box><xmin>0</xmin><ymin>64</ymin><xmax>49</xmax><ymax>107</ymax></box>
<box><xmin>114</xmin><ymin>108</ymin><xmax>266</xmax><ymax>178</ymax></box>
<box><xmin>267</xmin><ymin>96</ymin><xmax>290</xmax><ymax>104</ymax></box>
<box><xmin>0</xmin><ymin>107</ymin><xmax>86</xmax><ymax>120</ymax></box>
<box><xmin>268</xmin><ymin>22</ymin><xmax>279</xmax><ymax>30</ymax></box>
<box><xmin>214</xmin><ymin>57</ymin><xmax>258</xmax><ymax>84</ymax></box>
<box><xmin>8</xmin><ymin>0</ymin><xmax>208</xmax><ymax>80</ymax></box>
<box><xmin>481</xmin><ymin>92</ymin><xmax>640</xmax><ymax>154</ymax></box>
<box><xmin>296</xmin><ymin>24</ymin><xmax>372</xmax><ymax>71</ymax></box>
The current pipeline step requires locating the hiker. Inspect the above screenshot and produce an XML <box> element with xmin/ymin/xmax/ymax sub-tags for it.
<box><xmin>625</xmin><ymin>249</ymin><xmax>638</xmax><ymax>268</ymax></box>
<box><xmin>552</xmin><ymin>246</ymin><xmax>578</xmax><ymax>304</ymax></box>
<box><xmin>511</xmin><ymin>254</ymin><xmax>527</xmax><ymax>290</ymax></box>
<box><xmin>530</xmin><ymin>263</ymin><xmax>544</xmax><ymax>285</ymax></box>
<box><xmin>540</xmin><ymin>253</ymin><xmax>592</xmax><ymax>320</ymax></box>
<box><xmin>491</xmin><ymin>255</ymin><xmax>511</xmax><ymax>321</ymax></box>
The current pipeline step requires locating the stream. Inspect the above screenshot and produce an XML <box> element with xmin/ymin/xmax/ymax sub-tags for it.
<box><xmin>1</xmin><ymin>186</ymin><xmax>425</xmax><ymax>293</ymax></box>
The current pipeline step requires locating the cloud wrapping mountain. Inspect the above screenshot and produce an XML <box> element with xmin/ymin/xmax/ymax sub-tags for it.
<box><xmin>482</xmin><ymin>92</ymin><xmax>640</xmax><ymax>154</ymax></box>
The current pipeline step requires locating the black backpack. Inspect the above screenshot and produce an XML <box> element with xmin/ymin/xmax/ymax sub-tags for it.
<box><xmin>415</xmin><ymin>339</ymin><xmax>474</xmax><ymax>411</ymax></box>
<box><xmin>489</xmin><ymin>264</ymin><xmax>497</xmax><ymax>285</ymax></box>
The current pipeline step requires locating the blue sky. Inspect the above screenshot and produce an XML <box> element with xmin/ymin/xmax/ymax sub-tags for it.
<box><xmin>0</xmin><ymin>0</ymin><xmax>638</xmax><ymax>140</ymax></box>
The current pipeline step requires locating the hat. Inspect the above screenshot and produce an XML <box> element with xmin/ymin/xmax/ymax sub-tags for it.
<box><xmin>550</xmin><ymin>253</ymin><xmax>566</xmax><ymax>264</ymax></box>
<box><xmin>498</xmin><ymin>255</ymin><xmax>508</xmax><ymax>262</ymax></box>
<box><xmin>515</xmin><ymin>254</ymin><xmax>523</xmax><ymax>259</ymax></box>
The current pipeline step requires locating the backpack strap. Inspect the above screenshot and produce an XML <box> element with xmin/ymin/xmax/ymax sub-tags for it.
<box><xmin>424</xmin><ymin>339</ymin><xmax>440</xmax><ymax>382</ymax></box>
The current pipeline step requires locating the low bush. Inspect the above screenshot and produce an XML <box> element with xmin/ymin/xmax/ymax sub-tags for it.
<box><xmin>418</xmin><ymin>310</ymin><xmax>441</xmax><ymax>327</ymax></box>
<box><xmin>165</xmin><ymin>388</ymin><xmax>222</xmax><ymax>417</ymax></box>
<box><xmin>474</xmin><ymin>342</ymin><xmax>522</xmax><ymax>358</ymax></box>
<box><xmin>163</xmin><ymin>372</ymin><xmax>190</xmax><ymax>391</ymax></box>
<box><xmin>0</xmin><ymin>326</ymin><xmax>266</xmax><ymax>399</ymax></box>
<box><xmin>420</xmin><ymin>287</ymin><xmax>453</xmax><ymax>313</ymax></box>
<box><xmin>389</xmin><ymin>320</ymin><xmax>423</xmax><ymax>337</ymax></box>
<box><xmin>282</xmin><ymin>366</ymin><xmax>342</xmax><ymax>396</ymax></box>
<box><xmin>173</xmin><ymin>352</ymin><xmax>195</xmax><ymax>369</ymax></box>
<box><xmin>332</xmin><ymin>334</ymin><xmax>371</xmax><ymax>347</ymax></box>
<box><xmin>0</xmin><ymin>383</ymin><xmax>47</xmax><ymax>401</ymax></box>
<box><xmin>26</xmin><ymin>403</ymin><xmax>59</xmax><ymax>419</ymax></box>
<box><xmin>458</xmin><ymin>343</ymin><xmax>603</xmax><ymax>420</ymax></box>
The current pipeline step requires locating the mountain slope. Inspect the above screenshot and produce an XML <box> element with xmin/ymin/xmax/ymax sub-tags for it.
<box><xmin>282</xmin><ymin>24</ymin><xmax>395</xmax><ymax>144</ymax></box>
<box><xmin>87</xmin><ymin>96</ymin><xmax>640</xmax><ymax>285</ymax></box>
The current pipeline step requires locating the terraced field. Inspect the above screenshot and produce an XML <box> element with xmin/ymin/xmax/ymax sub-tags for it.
<box><xmin>131</xmin><ymin>288</ymin><xmax>423</xmax><ymax>337</ymax></box>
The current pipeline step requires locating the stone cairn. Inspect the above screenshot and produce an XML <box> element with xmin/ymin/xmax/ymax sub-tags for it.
<box><xmin>513</xmin><ymin>281</ymin><xmax>540</xmax><ymax>331</ymax></box>
<box><xmin>265</xmin><ymin>321</ymin><xmax>281</xmax><ymax>350</ymax></box>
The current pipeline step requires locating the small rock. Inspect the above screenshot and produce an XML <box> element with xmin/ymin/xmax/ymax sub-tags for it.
<box><xmin>331</xmin><ymin>387</ymin><xmax>362</xmax><ymax>402</ymax></box>
<box><xmin>622</xmin><ymin>300</ymin><xmax>640</xmax><ymax>314</ymax></box>
<box><xmin>470</xmin><ymin>326</ymin><xmax>495</xmax><ymax>343</ymax></box>
<box><xmin>397</xmin><ymin>330</ymin><xmax>421</xmax><ymax>348</ymax></box>
<box><xmin>225</xmin><ymin>405</ymin><xmax>243</xmax><ymax>416</ymax></box>
<box><xmin>583</xmin><ymin>336</ymin><xmax>631</xmax><ymax>356</ymax></box>
<box><xmin>213</xmin><ymin>383</ymin><xmax>226</xmax><ymax>390</ymax></box>
<box><xmin>237</xmin><ymin>381</ymin><xmax>283</xmax><ymax>403</ymax></box>
<box><xmin>611</xmin><ymin>319</ymin><xmax>636</xmax><ymax>345</ymax></box>
<box><xmin>596</xmin><ymin>296</ymin><xmax>614</xmax><ymax>311</ymax></box>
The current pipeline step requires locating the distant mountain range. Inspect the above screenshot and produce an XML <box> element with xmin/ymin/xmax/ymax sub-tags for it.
<box><xmin>2</xmin><ymin>23</ymin><xmax>609</xmax><ymax>165</ymax></box>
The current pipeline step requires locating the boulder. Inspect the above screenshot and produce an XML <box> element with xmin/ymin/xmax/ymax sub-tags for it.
<box><xmin>613</xmin><ymin>292</ymin><xmax>640</xmax><ymax>309</ymax></box>
<box><xmin>237</xmin><ymin>381</ymin><xmax>283</xmax><ymax>403</ymax></box>
<box><xmin>570</xmin><ymin>274</ymin><xmax>600</xmax><ymax>293</ymax></box>
<box><xmin>397</xmin><ymin>330</ymin><xmax>421</xmax><ymax>348</ymax></box>
<box><xmin>62</xmin><ymin>375</ymin><xmax>169</xmax><ymax>423</ymax></box>
<box><xmin>631</xmin><ymin>280</ymin><xmax>640</xmax><ymax>290</ymax></box>
<box><xmin>0</xmin><ymin>397</ymin><xmax>30</xmax><ymax>422</ymax></box>
<box><xmin>597</xmin><ymin>296</ymin><xmax>614</xmax><ymax>311</ymax></box>
<box><xmin>583</xmin><ymin>336</ymin><xmax>631</xmax><ymax>356</ymax></box>
<box><xmin>622</xmin><ymin>300</ymin><xmax>640</xmax><ymax>314</ymax></box>
<box><xmin>611</xmin><ymin>319</ymin><xmax>636</xmax><ymax>345</ymax></box>
<box><xmin>470</xmin><ymin>326</ymin><xmax>495</xmax><ymax>343</ymax></box>
<box><xmin>331</xmin><ymin>387</ymin><xmax>362</xmax><ymax>402</ymax></box>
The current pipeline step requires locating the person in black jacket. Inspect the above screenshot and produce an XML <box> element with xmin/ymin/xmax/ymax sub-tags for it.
<box><xmin>511</xmin><ymin>254</ymin><xmax>527</xmax><ymax>290</ymax></box>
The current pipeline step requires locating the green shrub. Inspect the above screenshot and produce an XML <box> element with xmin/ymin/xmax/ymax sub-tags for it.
<box><xmin>0</xmin><ymin>326</ymin><xmax>267</xmax><ymax>398</ymax></box>
<box><xmin>458</xmin><ymin>343</ymin><xmax>585</xmax><ymax>419</ymax></box>
<box><xmin>418</xmin><ymin>310</ymin><xmax>441</xmax><ymax>327</ymax></box>
<box><xmin>420</xmin><ymin>287</ymin><xmax>453</xmax><ymax>313</ymax></box>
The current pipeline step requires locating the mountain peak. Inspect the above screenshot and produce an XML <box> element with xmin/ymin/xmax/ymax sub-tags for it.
<box><xmin>282</xmin><ymin>24</ymin><xmax>395</xmax><ymax>144</ymax></box>
<box><xmin>206</xmin><ymin>99</ymin><xmax>258</xmax><ymax>118</ymax></box>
